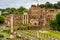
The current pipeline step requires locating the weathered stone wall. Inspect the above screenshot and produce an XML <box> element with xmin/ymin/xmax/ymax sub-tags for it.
<box><xmin>5</xmin><ymin>14</ymin><xmax>23</xmax><ymax>27</ymax></box>
<box><xmin>5</xmin><ymin>7</ymin><xmax>60</xmax><ymax>27</ymax></box>
<box><xmin>28</xmin><ymin>7</ymin><xmax>60</xmax><ymax>27</ymax></box>
<box><xmin>5</xmin><ymin>15</ymin><xmax>11</xmax><ymax>26</ymax></box>
<box><xmin>13</xmin><ymin>14</ymin><xmax>22</xmax><ymax>26</ymax></box>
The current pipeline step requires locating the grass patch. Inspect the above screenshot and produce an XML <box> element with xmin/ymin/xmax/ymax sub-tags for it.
<box><xmin>0</xmin><ymin>32</ymin><xmax>10</xmax><ymax>38</ymax></box>
<box><xmin>43</xmin><ymin>31</ymin><xmax>60</xmax><ymax>39</ymax></box>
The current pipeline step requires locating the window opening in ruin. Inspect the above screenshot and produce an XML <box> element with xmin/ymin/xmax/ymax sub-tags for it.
<box><xmin>34</xmin><ymin>23</ymin><xmax>37</xmax><ymax>25</ymax></box>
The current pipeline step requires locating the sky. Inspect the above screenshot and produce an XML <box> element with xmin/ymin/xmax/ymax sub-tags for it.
<box><xmin>0</xmin><ymin>0</ymin><xmax>60</xmax><ymax>9</ymax></box>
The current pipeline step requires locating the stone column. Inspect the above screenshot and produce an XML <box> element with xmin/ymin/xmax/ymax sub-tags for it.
<box><xmin>43</xmin><ymin>15</ymin><xmax>46</xmax><ymax>27</ymax></box>
<box><xmin>10</xmin><ymin>14</ymin><xmax>14</xmax><ymax>39</ymax></box>
<box><xmin>0</xmin><ymin>11</ymin><xmax>1</xmax><ymax>15</ymax></box>
<box><xmin>22</xmin><ymin>15</ymin><xmax>25</xmax><ymax>24</ymax></box>
<box><xmin>22</xmin><ymin>15</ymin><xmax>24</xmax><ymax>24</ymax></box>
<box><xmin>22</xmin><ymin>13</ymin><xmax>28</xmax><ymax>24</ymax></box>
<box><xmin>25</xmin><ymin>15</ymin><xmax>26</xmax><ymax>24</ymax></box>
<box><xmin>27</xmin><ymin>15</ymin><xmax>28</xmax><ymax>24</ymax></box>
<box><xmin>11</xmin><ymin>14</ymin><xmax>13</xmax><ymax>33</ymax></box>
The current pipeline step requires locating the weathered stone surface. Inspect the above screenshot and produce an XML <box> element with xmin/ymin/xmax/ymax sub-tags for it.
<box><xmin>5</xmin><ymin>7</ymin><xmax>60</xmax><ymax>27</ymax></box>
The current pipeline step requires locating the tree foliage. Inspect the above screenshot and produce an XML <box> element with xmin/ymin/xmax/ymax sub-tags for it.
<box><xmin>0</xmin><ymin>34</ymin><xmax>4</xmax><ymax>38</ymax></box>
<box><xmin>45</xmin><ymin>2</ymin><xmax>53</xmax><ymax>8</ymax></box>
<box><xmin>49</xmin><ymin>20</ymin><xmax>57</xmax><ymax>30</ymax></box>
<box><xmin>31</xmin><ymin>1</ymin><xmax>60</xmax><ymax>9</ymax></box>
<box><xmin>56</xmin><ymin>12</ymin><xmax>60</xmax><ymax>25</ymax></box>
<box><xmin>31</xmin><ymin>5</ymin><xmax>36</xmax><ymax>7</ymax></box>
<box><xmin>18</xmin><ymin>6</ymin><xmax>28</xmax><ymax>14</ymax></box>
<box><xmin>56</xmin><ymin>12</ymin><xmax>60</xmax><ymax>31</ymax></box>
<box><xmin>2</xmin><ymin>6</ymin><xmax>28</xmax><ymax>16</ymax></box>
<box><xmin>0</xmin><ymin>16</ymin><xmax>4</xmax><ymax>24</ymax></box>
<box><xmin>49</xmin><ymin>12</ymin><xmax>60</xmax><ymax>31</ymax></box>
<box><xmin>39</xmin><ymin>4</ymin><xmax>45</xmax><ymax>8</ymax></box>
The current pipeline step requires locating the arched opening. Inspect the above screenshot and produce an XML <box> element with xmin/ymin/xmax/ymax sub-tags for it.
<box><xmin>34</xmin><ymin>23</ymin><xmax>37</xmax><ymax>25</ymax></box>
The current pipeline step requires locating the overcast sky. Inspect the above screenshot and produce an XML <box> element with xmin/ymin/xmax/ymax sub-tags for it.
<box><xmin>0</xmin><ymin>0</ymin><xmax>59</xmax><ymax>9</ymax></box>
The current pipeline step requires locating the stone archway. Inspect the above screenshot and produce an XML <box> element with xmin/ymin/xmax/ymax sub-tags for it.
<box><xmin>34</xmin><ymin>23</ymin><xmax>37</xmax><ymax>25</ymax></box>
<box><xmin>30</xmin><ymin>19</ymin><xmax>38</xmax><ymax>25</ymax></box>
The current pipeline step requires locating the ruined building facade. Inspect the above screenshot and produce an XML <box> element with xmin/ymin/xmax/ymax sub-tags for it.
<box><xmin>28</xmin><ymin>7</ymin><xmax>60</xmax><ymax>27</ymax></box>
<box><xmin>5</xmin><ymin>7</ymin><xmax>60</xmax><ymax>27</ymax></box>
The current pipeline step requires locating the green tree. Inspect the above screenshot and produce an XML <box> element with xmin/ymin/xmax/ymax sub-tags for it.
<box><xmin>54</xmin><ymin>4</ymin><xmax>58</xmax><ymax>9</ymax></box>
<box><xmin>39</xmin><ymin>4</ymin><xmax>45</xmax><ymax>8</ymax></box>
<box><xmin>0</xmin><ymin>34</ymin><xmax>4</xmax><ymax>38</ymax></box>
<box><xmin>49</xmin><ymin>12</ymin><xmax>60</xmax><ymax>31</ymax></box>
<box><xmin>49</xmin><ymin>20</ymin><xmax>57</xmax><ymax>30</ymax></box>
<box><xmin>56</xmin><ymin>12</ymin><xmax>60</xmax><ymax>25</ymax></box>
<box><xmin>45</xmin><ymin>2</ymin><xmax>53</xmax><ymax>8</ymax></box>
<box><xmin>5</xmin><ymin>8</ymin><xmax>11</xmax><ymax>14</ymax></box>
<box><xmin>18</xmin><ymin>6</ymin><xmax>28</xmax><ymax>14</ymax></box>
<box><xmin>0</xmin><ymin>16</ymin><xmax>4</xmax><ymax>24</ymax></box>
<box><xmin>31</xmin><ymin>5</ymin><xmax>36</xmax><ymax>7</ymax></box>
<box><xmin>2</xmin><ymin>11</ymin><xmax>9</xmax><ymax>16</ymax></box>
<box><xmin>54</xmin><ymin>3</ymin><xmax>60</xmax><ymax>9</ymax></box>
<box><xmin>10</xmin><ymin>8</ymin><xmax>16</xmax><ymax>14</ymax></box>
